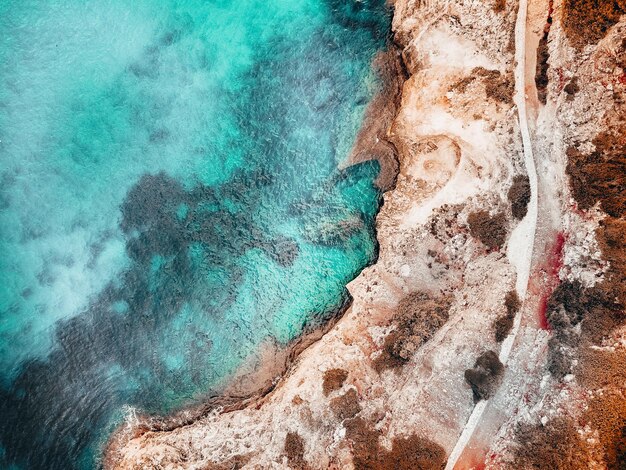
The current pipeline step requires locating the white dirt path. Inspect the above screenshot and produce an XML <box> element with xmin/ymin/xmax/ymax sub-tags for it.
<box><xmin>443</xmin><ymin>0</ymin><xmax>540</xmax><ymax>467</ymax></box>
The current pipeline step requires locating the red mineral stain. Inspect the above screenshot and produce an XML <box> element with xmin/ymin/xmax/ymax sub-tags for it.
<box><xmin>536</xmin><ymin>232</ymin><xmax>567</xmax><ymax>330</ymax></box>
<box><xmin>456</xmin><ymin>447</ymin><xmax>487</xmax><ymax>470</ymax></box>
<box><xmin>485</xmin><ymin>452</ymin><xmax>499</xmax><ymax>465</ymax></box>
<box><xmin>537</xmin><ymin>295</ymin><xmax>550</xmax><ymax>330</ymax></box>
<box><xmin>555</xmin><ymin>67</ymin><xmax>567</xmax><ymax>92</ymax></box>
<box><xmin>551</xmin><ymin>232</ymin><xmax>567</xmax><ymax>275</ymax></box>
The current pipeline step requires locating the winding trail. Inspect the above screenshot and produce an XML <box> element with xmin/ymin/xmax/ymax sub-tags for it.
<box><xmin>444</xmin><ymin>0</ymin><xmax>540</xmax><ymax>467</ymax></box>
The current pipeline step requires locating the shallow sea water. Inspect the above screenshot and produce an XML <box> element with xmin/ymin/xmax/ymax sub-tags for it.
<box><xmin>0</xmin><ymin>1</ymin><xmax>390</xmax><ymax>468</ymax></box>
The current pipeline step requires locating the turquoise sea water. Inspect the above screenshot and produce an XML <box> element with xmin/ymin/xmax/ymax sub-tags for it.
<box><xmin>0</xmin><ymin>1</ymin><xmax>390</xmax><ymax>468</ymax></box>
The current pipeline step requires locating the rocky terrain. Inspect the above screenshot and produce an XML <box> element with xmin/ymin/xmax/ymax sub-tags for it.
<box><xmin>106</xmin><ymin>0</ymin><xmax>625</xmax><ymax>468</ymax></box>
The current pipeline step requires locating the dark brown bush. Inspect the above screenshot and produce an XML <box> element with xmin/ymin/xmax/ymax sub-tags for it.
<box><xmin>565</xmin><ymin>120</ymin><xmax>625</xmax><ymax>338</ymax></box>
<box><xmin>374</xmin><ymin>292</ymin><xmax>451</xmax><ymax>371</ymax></box>
<box><xmin>566</xmin><ymin>130</ymin><xmax>626</xmax><ymax>218</ymax></box>
<box><xmin>536</xmin><ymin>32</ymin><xmax>550</xmax><ymax>104</ymax></box>
<box><xmin>464</xmin><ymin>350</ymin><xmax>504</xmax><ymax>401</ymax></box>
<box><xmin>467</xmin><ymin>210</ymin><xmax>508</xmax><ymax>249</ymax></box>
<box><xmin>344</xmin><ymin>417</ymin><xmax>447</xmax><ymax>470</ymax></box>
<box><xmin>493</xmin><ymin>290</ymin><xmax>521</xmax><ymax>342</ymax></box>
<box><xmin>380</xmin><ymin>435</ymin><xmax>447</xmax><ymax>470</ymax></box>
<box><xmin>508</xmin><ymin>174</ymin><xmax>531</xmax><ymax>220</ymax></box>
<box><xmin>493</xmin><ymin>0</ymin><xmax>506</xmax><ymax>12</ymax></box>
<box><xmin>493</xmin><ymin>315</ymin><xmax>514</xmax><ymax>342</ymax></box>
<box><xmin>595</xmin><ymin>217</ymin><xmax>626</xmax><ymax>307</ymax></box>
<box><xmin>512</xmin><ymin>417</ymin><xmax>590</xmax><ymax>469</ymax></box>
<box><xmin>564</xmin><ymin>76</ymin><xmax>579</xmax><ymax>96</ymax></box>
<box><xmin>562</xmin><ymin>0</ymin><xmax>626</xmax><ymax>49</ymax></box>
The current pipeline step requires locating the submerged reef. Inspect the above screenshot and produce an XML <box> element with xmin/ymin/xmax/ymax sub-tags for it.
<box><xmin>0</xmin><ymin>0</ymin><xmax>393</xmax><ymax>468</ymax></box>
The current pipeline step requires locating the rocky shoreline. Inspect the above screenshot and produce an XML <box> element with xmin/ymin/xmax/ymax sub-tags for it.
<box><xmin>106</xmin><ymin>0</ymin><xmax>625</xmax><ymax>468</ymax></box>
<box><xmin>103</xmin><ymin>34</ymin><xmax>408</xmax><ymax>469</ymax></box>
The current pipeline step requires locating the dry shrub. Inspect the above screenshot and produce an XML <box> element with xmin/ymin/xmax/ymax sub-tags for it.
<box><xmin>374</xmin><ymin>292</ymin><xmax>451</xmax><ymax>371</ymax></box>
<box><xmin>566</xmin><ymin>124</ymin><xmax>625</xmax><ymax>329</ymax></box>
<box><xmin>577</xmin><ymin>347</ymin><xmax>626</xmax><ymax>392</ymax></box>
<box><xmin>374</xmin><ymin>329</ymin><xmax>412</xmax><ymax>371</ymax></box>
<box><xmin>508</xmin><ymin>174</ymin><xmax>531</xmax><ymax>220</ymax></box>
<box><xmin>467</xmin><ymin>210</ymin><xmax>508</xmax><ymax>249</ymax></box>
<box><xmin>428</xmin><ymin>203</ymin><xmax>463</xmax><ymax>242</ymax></box>
<box><xmin>535</xmin><ymin>297</ymin><xmax>625</xmax><ymax>468</ymax></box>
<box><xmin>564</xmin><ymin>76</ymin><xmax>580</xmax><ymax>97</ymax></box>
<box><xmin>546</xmin><ymin>338</ymin><xmax>575</xmax><ymax>378</ymax></box>
<box><xmin>566</xmin><ymin>119</ymin><xmax>626</xmax><ymax>339</ymax></box>
<box><xmin>344</xmin><ymin>417</ymin><xmax>447</xmax><ymax>470</ymax></box>
<box><xmin>464</xmin><ymin>350</ymin><xmax>504</xmax><ymax>401</ymax></box>
<box><xmin>344</xmin><ymin>418</ymin><xmax>381</xmax><ymax>469</ymax></box>
<box><xmin>596</xmin><ymin>216</ymin><xmax>626</xmax><ymax>307</ymax></box>
<box><xmin>544</xmin><ymin>281</ymin><xmax>617</xmax><ymax>377</ymax></box>
<box><xmin>536</xmin><ymin>32</ymin><xmax>550</xmax><ymax>104</ymax></box>
<box><xmin>322</xmin><ymin>368</ymin><xmax>348</xmax><ymax>396</ymax></box>
<box><xmin>575</xmin><ymin>344</ymin><xmax>626</xmax><ymax>469</ymax></box>
<box><xmin>584</xmin><ymin>389</ymin><xmax>626</xmax><ymax>469</ymax></box>
<box><xmin>449</xmin><ymin>75</ymin><xmax>476</xmax><ymax>94</ymax></box>
<box><xmin>493</xmin><ymin>290</ymin><xmax>521</xmax><ymax>342</ymax></box>
<box><xmin>566</xmin><ymin>130</ymin><xmax>626</xmax><ymax>218</ymax></box>
<box><xmin>512</xmin><ymin>417</ymin><xmax>591</xmax><ymax>469</ymax></box>
<box><xmin>483</xmin><ymin>73</ymin><xmax>514</xmax><ymax>104</ymax></box>
<box><xmin>546</xmin><ymin>281</ymin><xmax>586</xmax><ymax>329</ymax></box>
<box><xmin>562</xmin><ymin>0</ymin><xmax>626</xmax><ymax>49</ymax></box>
<box><xmin>493</xmin><ymin>315</ymin><xmax>515</xmax><ymax>342</ymax></box>
<box><xmin>513</xmin><ymin>379</ymin><xmax>626</xmax><ymax>469</ymax></box>
<box><xmin>203</xmin><ymin>454</ymin><xmax>251</xmax><ymax>470</ymax></box>
<box><xmin>449</xmin><ymin>67</ymin><xmax>513</xmax><ymax>103</ymax></box>
<box><xmin>579</xmin><ymin>292</ymin><xmax>624</xmax><ymax>345</ymax></box>
<box><xmin>493</xmin><ymin>0</ymin><xmax>506</xmax><ymax>12</ymax></box>
<box><xmin>381</xmin><ymin>435</ymin><xmax>447</xmax><ymax>470</ymax></box>
<box><xmin>506</xmin><ymin>290</ymin><xmax>521</xmax><ymax>313</ymax></box>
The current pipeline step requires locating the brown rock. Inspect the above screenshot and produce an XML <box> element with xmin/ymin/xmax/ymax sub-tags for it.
<box><xmin>322</xmin><ymin>368</ymin><xmax>348</xmax><ymax>396</ymax></box>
